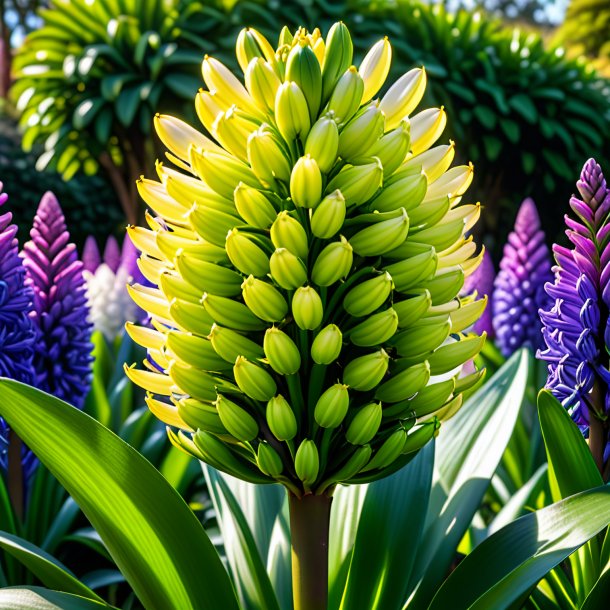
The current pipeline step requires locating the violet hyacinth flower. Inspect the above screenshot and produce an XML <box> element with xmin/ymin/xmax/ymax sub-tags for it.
<box><xmin>538</xmin><ymin>159</ymin><xmax>610</xmax><ymax>468</ymax></box>
<box><xmin>82</xmin><ymin>235</ymin><xmax>101</xmax><ymax>273</ymax></box>
<box><xmin>22</xmin><ymin>192</ymin><xmax>93</xmax><ymax>409</ymax></box>
<box><xmin>493</xmin><ymin>198</ymin><xmax>553</xmax><ymax>356</ymax></box>
<box><xmin>463</xmin><ymin>250</ymin><xmax>495</xmax><ymax>337</ymax></box>
<box><xmin>0</xmin><ymin>181</ymin><xmax>36</xmax><ymax>476</ymax></box>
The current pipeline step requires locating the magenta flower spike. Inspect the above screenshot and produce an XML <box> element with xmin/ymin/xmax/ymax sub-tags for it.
<box><xmin>493</xmin><ymin>198</ymin><xmax>553</xmax><ymax>356</ymax></box>
<box><xmin>22</xmin><ymin>192</ymin><xmax>93</xmax><ymax>409</ymax></box>
<box><xmin>538</xmin><ymin>159</ymin><xmax>610</xmax><ymax>466</ymax></box>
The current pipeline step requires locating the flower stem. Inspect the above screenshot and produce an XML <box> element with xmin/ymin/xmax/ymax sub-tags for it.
<box><xmin>589</xmin><ymin>415</ymin><xmax>605</xmax><ymax>475</ymax></box>
<box><xmin>289</xmin><ymin>492</ymin><xmax>333</xmax><ymax>610</ymax></box>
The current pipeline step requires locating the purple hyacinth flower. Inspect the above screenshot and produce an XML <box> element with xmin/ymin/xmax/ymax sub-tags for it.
<box><xmin>463</xmin><ymin>250</ymin><xmax>495</xmax><ymax>337</ymax></box>
<box><xmin>0</xmin><ymin>182</ymin><xmax>37</xmax><ymax>478</ymax></box>
<box><xmin>538</xmin><ymin>159</ymin><xmax>610</xmax><ymax>459</ymax></box>
<box><xmin>82</xmin><ymin>236</ymin><xmax>101</xmax><ymax>273</ymax></box>
<box><xmin>22</xmin><ymin>192</ymin><xmax>94</xmax><ymax>409</ymax></box>
<box><xmin>121</xmin><ymin>233</ymin><xmax>146</xmax><ymax>285</ymax></box>
<box><xmin>103</xmin><ymin>236</ymin><xmax>121</xmax><ymax>273</ymax></box>
<box><xmin>493</xmin><ymin>198</ymin><xmax>553</xmax><ymax>357</ymax></box>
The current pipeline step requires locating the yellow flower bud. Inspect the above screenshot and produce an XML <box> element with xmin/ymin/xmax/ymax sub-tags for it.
<box><xmin>245</xmin><ymin>58</ymin><xmax>281</xmax><ymax>112</ymax></box>
<box><xmin>234</xmin><ymin>356</ymin><xmax>277</xmax><ymax>401</ymax></box>
<box><xmin>359</xmin><ymin>37</ymin><xmax>392</xmax><ymax>103</ymax></box>
<box><xmin>270</xmin><ymin>248</ymin><xmax>308</xmax><ymax>290</ymax></box>
<box><xmin>290</xmin><ymin>155</ymin><xmax>322</xmax><ymax>208</ymax></box>
<box><xmin>311</xmin><ymin>236</ymin><xmax>353</xmax><ymax>286</ymax></box>
<box><xmin>304</xmin><ymin>115</ymin><xmax>339</xmax><ymax>173</ymax></box>
<box><xmin>379</xmin><ymin>67</ymin><xmax>427</xmax><ymax>130</ymax></box>
<box><xmin>326</xmin><ymin>159</ymin><xmax>383</xmax><ymax>207</ymax></box>
<box><xmin>275</xmin><ymin>81</ymin><xmax>311</xmax><ymax>141</ymax></box>
<box><xmin>247</xmin><ymin>126</ymin><xmax>292</xmax><ymax>186</ymax></box>
<box><xmin>292</xmin><ymin>286</ymin><xmax>323</xmax><ymax>330</ymax></box>
<box><xmin>367</xmin><ymin>120</ymin><xmax>410</xmax><ymax>177</ymax></box>
<box><xmin>264</xmin><ymin>327</ymin><xmax>301</xmax><ymax>375</ymax></box>
<box><xmin>410</xmin><ymin>107</ymin><xmax>447</xmax><ymax>156</ymax></box>
<box><xmin>225</xmin><ymin>229</ymin><xmax>270</xmax><ymax>277</ymax></box>
<box><xmin>270</xmin><ymin>211</ymin><xmax>309</xmax><ymax>260</ymax></box>
<box><xmin>310</xmin><ymin>190</ymin><xmax>346</xmax><ymax>238</ymax></box>
<box><xmin>242</xmin><ymin>275</ymin><xmax>288</xmax><ymax>322</ymax></box>
<box><xmin>326</xmin><ymin>66</ymin><xmax>364</xmax><ymax>124</ymax></box>
<box><xmin>234</xmin><ymin>182</ymin><xmax>277</xmax><ymax>229</ymax></box>
<box><xmin>236</xmin><ymin>27</ymin><xmax>277</xmax><ymax>73</ymax></box>
<box><xmin>338</xmin><ymin>103</ymin><xmax>385</xmax><ymax>161</ymax></box>
<box><xmin>311</xmin><ymin>324</ymin><xmax>343</xmax><ymax>364</ymax></box>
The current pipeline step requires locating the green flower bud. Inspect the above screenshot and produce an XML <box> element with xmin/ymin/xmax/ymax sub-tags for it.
<box><xmin>349</xmin><ymin>209</ymin><xmax>409</xmax><ymax>257</ymax></box>
<box><xmin>384</xmin><ymin>248</ymin><xmax>437</xmax><ymax>293</ymax></box>
<box><xmin>407</xmin><ymin>379</ymin><xmax>455</xmax><ymax>419</ymax></box>
<box><xmin>236</xmin><ymin>28</ymin><xmax>277</xmax><ymax>72</ymax></box>
<box><xmin>169</xmin><ymin>361</ymin><xmax>217</xmax><ymax>401</ymax></box>
<box><xmin>175</xmin><ymin>252</ymin><xmax>242</xmax><ymax>297</ymax></box>
<box><xmin>305</xmin><ymin>116</ymin><xmax>339</xmax><ymax>173</ymax></box>
<box><xmin>170</xmin><ymin>299</ymin><xmax>214</xmax><ymax>337</ymax></box>
<box><xmin>343</xmin><ymin>272</ymin><xmax>393</xmax><ymax>317</ymax></box>
<box><xmin>311</xmin><ymin>190</ymin><xmax>346</xmax><ymax>238</ymax></box>
<box><xmin>311</xmin><ymin>236</ymin><xmax>353</xmax><ymax>286</ymax></box>
<box><xmin>177</xmin><ymin>397</ymin><xmax>227</xmax><ymax>435</ymax></box>
<box><xmin>295</xmin><ymin>439</ymin><xmax>320</xmax><ymax>485</ymax></box>
<box><xmin>324</xmin><ymin>445</ymin><xmax>371</xmax><ymax>487</ymax></box>
<box><xmin>242</xmin><ymin>275</ymin><xmax>288</xmax><ymax>322</ymax></box>
<box><xmin>361</xmin><ymin>428</ymin><xmax>407</xmax><ymax>471</ymax></box>
<box><xmin>234</xmin><ymin>182</ymin><xmax>277</xmax><ymax>229</ymax></box>
<box><xmin>292</xmin><ymin>286</ymin><xmax>323</xmax><ymax>330</ymax></box>
<box><xmin>348</xmin><ymin>308</ymin><xmax>398</xmax><ymax>347</ymax></box>
<box><xmin>202</xmin><ymin>293</ymin><xmax>266</xmax><ymax>331</ymax></box>
<box><xmin>286</xmin><ymin>42</ymin><xmax>322</xmax><ymax>120</ymax></box>
<box><xmin>346</xmin><ymin>402</ymin><xmax>382</xmax><ymax>445</ymax></box>
<box><xmin>270</xmin><ymin>248</ymin><xmax>308</xmax><ymax>290</ymax></box>
<box><xmin>375</xmin><ymin>361</ymin><xmax>431</xmax><ymax>403</ymax></box>
<box><xmin>278</xmin><ymin>26</ymin><xmax>293</xmax><ymax>48</ymax></box>
<box><xmin>245</xmin><ymin>58</ymin><xmax>281</xmax><ymax>112</ymax></box>
<box><xmin>370</xmin><ymin>172</ymin><xmax>427</xmax><ymax>213</ymax></box>
<box><xmin>392</xmin><ymin>318</ymin><xmax>451</xmax><ymax>358</ymax></box>
<box><xmin>234</xmin><ymin>356</ymin><xmax>277</xmax><ymax>401</ymax></box>
<box><xmin>343</xmin><ymin>349</ymin><xmax>389</xmax><ymax>391</ymax></box>
<box><xmin>270</xmin><ymin>211</ymin><xmax>309</xmax><ymax>260</ymax></box>
<box><xmin>368</xmin><ymin>121</ymin><xmax>410</xmax><ymax>177</ymax></box>
<box><xmin>189</xmin><ymin>205</ymin><xmax>240</xmax><ymax>247</ymax></box>
<box><xmin>326</xmin><ymin>159</ymin><xmax>383</xmax><ymax>207</ymax></box>
<box><xmin>225</xmin><ymin>229</ymin><xmax>270</xmax><ymax>277</ymax></box>
<box><xmin>427</xmin><ymin>334</ymin><xmax>486</xmax><ymax>375</ymax></box>
<box><xmin>257</xmin><ymin>442</ymin><xmax>284</xmax><ymax>477</ymax></box>
<box><xmin>290</xmin><ymin>155</ymin><xmax>322</xmax><ymax>208</ymax></box>
<box><xmin>275</xmin><ymin>81</ymin><xmax>311</xmax><ymax>141</ymax></box>
<box><xmin>216</xmin><ymin>395</ymin><xmax>259</xmax><ymax>441</ymax></box>
<box><xmin>314</xmin><ymin>383</ymin><xmax>350</xmax><ymax>428</ymax></box>
<box><xmin>402</xmin><ymin>420</ymin><xmax>439</xmax><ymax>455</ymax></box>
<box><xmin>394</xmin><ymin>291</ymin><xmax>432</xmax><ymax>328</ymax></box>
<box><xmin>311</xmin><ymin>324</ymin><xmax>343</xmax><ymax>364</ymax></box>
<box><xmin>266</xmin><ymin>395</ymin><xmax>298</xmax><ymax>440</ymax></box>
<box><xmin>209</xmin><ymin>324</ymin><xmax>264</xmax><ymax>363</ymax></box>
<box><xmin>327</xmin><ymin>66</ymin><xmax>364</xmax><ymax>124</ymax></box>
<box><xmin>321</xmin><ymin>22</ymin><xmax>353</xmax><ymax>101</ymax></box>
<box><xmin>338</xmin><ymin>103</ymin><xmax>385</xmax><ymax>161</ymax></box>
<box><xmin>247</xmin><ymin>126</ymin><xmax>292</xmax><ymax>185</ymax></box>
<box><xmin>264</xmin><ymin>327</ymin><xmax>301</xmax><ymax>375</ymax></box>
<box><xmin>166</xmin><ymin>331</ymin><xmax>231</xmax><ymax>372</ymax></box>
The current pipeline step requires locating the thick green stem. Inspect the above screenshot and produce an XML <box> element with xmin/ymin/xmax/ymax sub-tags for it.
<box><xmin>289</xmin><ymin>492</ymin><xmax>333</xmax><ymax>610</ymax></box>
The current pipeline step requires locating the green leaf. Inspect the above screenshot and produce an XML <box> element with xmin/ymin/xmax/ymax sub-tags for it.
<box><xmin>339</xmin><ymin>441</ymin><xmax>434</xmax><ymax>610</ymax></box>
<box><xmin>0</xmin><ymin>587</ymin><xmax>113</xmax><ymax>609</ymax></box>
<box><xmin>407</xmin><ymin>349</ymin><xmax>530</xmax><ymax>608</ymax></box>
<box><xmin>203</xmin><ymin>466</ymin><xmax>281</xmax><ymax>610</ymax></box>
<box><xmin>582</xmin><ymin>564</ymin><xmax>610</xmax><ymax>610</ymax></box>
<box><xmin>429</xmin><ymin>486</ymin><xmax>610</xmax><ymax>610</ymax></box>
<box><xmin>538</xmin><ymin>390</ymin><xmax>603</xmax><ymax>501</ymax></box>
<box><xmin>0</xmin><ymin>379</ymin><xmax>239</xmax><ymax>610</ymax></box>
<box><xmin>0</xmin><ymin>532</ymin><xmax>101</xmax><ymax>602</ymax></box>
<box><xmin>509</xmin><ymin>93</ymin><xmax>538</xmax><ymax>123</ymax></box>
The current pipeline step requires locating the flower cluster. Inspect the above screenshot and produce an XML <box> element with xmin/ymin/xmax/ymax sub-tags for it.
<box><xmin>22</xmin><ymin>193</ymin><xmax>93</xmax><ymax>408</ymax></box>
<box><xmin>84</xmin><ymin>234</ymin><xmax>144</xmax><ymax>342</ymax></box>
<box><xmin>462</xmin><ymin>250</ymin><xmax>495</xmax><ymax>338</ymax></box>
<box><xmin>493</xmin><ymin>198</ymin><xmax>552</xmax><ymax>356</ymax></box>
<box><xmin>125</xmin><ymin>23</ymin><xmax>486</xmax><ymax>494</ymax></box>
<box><xmin>539</xmin><ymin>159</ymin><xmax>610</xmax><ymax>461</ymax></box>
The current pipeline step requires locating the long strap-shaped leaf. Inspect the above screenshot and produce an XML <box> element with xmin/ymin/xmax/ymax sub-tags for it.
<box><xmin>429</xmin><ymin>486</ymin><xmax>610</xmax><ymax>610</ymax></box>
<box><xmin>0</xmin><ymin>379</ymin><xmax>238</xmax><ymax>610</ymax></box>
<box><xmin>0</xmin><ymin>586</ymin><xmax>114</xmax><ymax>609</ymax></box>
<box><xmin>0</xmin><ymin>532</ymin><xmax>101</xmax><ymax>602</ymax></box>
